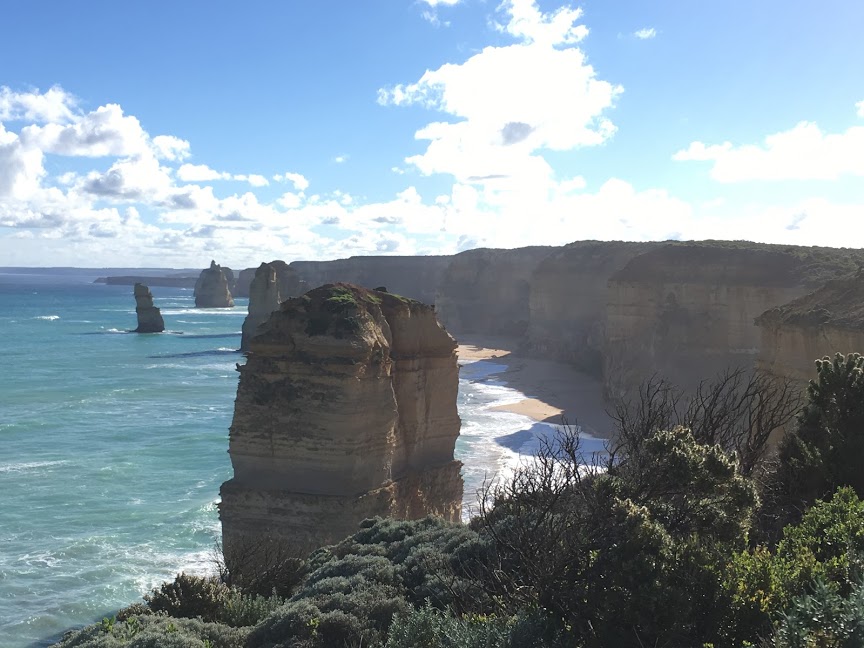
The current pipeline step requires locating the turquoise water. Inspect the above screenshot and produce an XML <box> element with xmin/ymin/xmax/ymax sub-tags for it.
<box><xmin>0</xmin><ymin>272</ymin><xmax>593</xmax><ymax>647</ymax></box>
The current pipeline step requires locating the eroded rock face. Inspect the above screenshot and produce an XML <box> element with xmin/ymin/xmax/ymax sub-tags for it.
<box><xmin>220</xmin><ymin>283</ymin><xmax>462</xmax><ymax>562</ymax></box>
<box><xmin>240</xmin><ymin>263</ymin><xmax>282</xmax><ymax>352</ymax></box>
<box><xmin>601</xmin><ymin>243</ymin><xmax>864</xmax><ymax>399</ymax></box>
<box><xmin>604</xmin><ymin>244</ymin><xmax>816</xmax><ymax>399</ymax></box>
<box><xmin>527</xmin><ymin>241</ymin><xmax>659</xmax><ymax>376</ymax></box>
<box><xmin>133</xmin><ymin>283</ymin><xmax>165</xmax><ymax>333</ymax></box>
<box><xmin>194</xmin><ymin>260</ymin><xmax>235</xmax><ymax>308</ymax></box>
<box><xmin>757</xmin><ymin>270</ymin><xmax>864</xmax><ymax>386</ymax></box>
<box><xmin>434</xmin><ymin>247</ymin><xmax>553</xmax><ymax>336</ymax></box>
<box><xmin>234</xmin><ymin>260</ymin><xmax>307</xmax><ymax>300</ymax></box>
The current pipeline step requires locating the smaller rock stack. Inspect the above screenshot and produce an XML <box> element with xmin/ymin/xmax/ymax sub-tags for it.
<box><xmin>133</xmin><ymin>283</ymin><xmax>165</xmax><ymax>333</ymax></box>
<box><xmin>240</xmin><ymin>262</ymin><xmax>282</xmax><ymax>352</ymax></box>
<box><xmin>194</xmin><ymin>260</ymin><xmax>235</xmax><ymax>308</ymax></box>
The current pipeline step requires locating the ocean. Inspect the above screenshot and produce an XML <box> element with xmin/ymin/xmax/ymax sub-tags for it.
<box><xmin>0</xmin><ymin>271</ymin><xmax>600</xmax><ymax>647</ymax></box>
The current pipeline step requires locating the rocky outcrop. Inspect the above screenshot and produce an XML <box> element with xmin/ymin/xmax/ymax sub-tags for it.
<box><xmin>287</xmin><ymin>256</ymin><xmax>450</xmax><ymax>305</ymax></box>
<box><xmin>220</xmin><ymin>283</ymin><xmax>462</xmax><ymax>561</ymax></box>
<box><xmin>527</xmin><ymin>241</ymin><xmax>660</xmax><ymax>376</ymax></box>
<box><xmin>757</xmin><ymin>270</ymin><xmax>864</xmax><ymax>386</ymax></box>
<box><xmin>194</xmin><ymin>261</ymin><xmax>235</xmax><ymax>308</ymax></box>
<box><xmin>435</xmin><ymin>247</ymin><xmax>553</xmax><ymax>336</ymax></box>
<box><xmin>603</xmin><ymin>242</ymin><xmax>864</xmax><ymax>399</ymax></box>
<box><xmin>240</xmin><ymin>263</ymin><xmax>282</xmax><ymax>352</ymax></box>
<box><xmin>133</xmin><ymin>283</ymin><xmax>165</xmax><ymax>333</ymax></box>
<box><xmin>234</xmin><ymin>260</ymin><xmax>307</xmax><ymax>300</ymax></box>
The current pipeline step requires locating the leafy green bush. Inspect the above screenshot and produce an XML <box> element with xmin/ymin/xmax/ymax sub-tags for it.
<box><xmin>144</xmin><ymin>573</ymin><xmax>228</xmax><ymax>623</ymax></box>
<box><xmin>724</xmin><ymin>487</ymin><xmax>864</xmax><ymax>645</ymax></box>
<box><xmin>774</xmin><ymin>579</ymin><xmax>864</xmax><ymax>648</ymax></box>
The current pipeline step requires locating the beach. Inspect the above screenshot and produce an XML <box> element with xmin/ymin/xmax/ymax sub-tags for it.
<box><xmin>456</xmin><ymin>336</ymin><xmax>614</xmax><ymax>439</ymax></box>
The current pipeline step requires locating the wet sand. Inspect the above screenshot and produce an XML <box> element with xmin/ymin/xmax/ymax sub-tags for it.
<box><xmin>456</xmin><ymin>335</ymin><xmax>614</xmax><ymax>439</ymax></box>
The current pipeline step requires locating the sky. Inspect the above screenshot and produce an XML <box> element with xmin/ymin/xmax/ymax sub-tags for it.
<box><xmin>1</xmin><ymin>0</ymin><xmax>863</xmax><ymax>268</ymax></box>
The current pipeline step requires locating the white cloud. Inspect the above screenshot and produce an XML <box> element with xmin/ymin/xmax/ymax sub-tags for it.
<box><xmin>634</xmin><ymin>27</ymin><xmax>656</xmax><ymax>39</ymax></box>
<box><xmin>152</xmin><ymin>135</ymin><xmax>191</xmax><ymax>161</ymax></box>
<box><xmin>421</xmin><ymin>0</ymin><xmax>460</xmax><ymax>5</ymax></box>
<box><xmin>379</xmin><ymin>0</ymin><xmax>620</xmax><ymax>185</ymax></box>
<box><xmin>20</xmin><ymin>104</ymin><xmax>150</xmax><ymax>157</ymax></box>
<box><xmin>273</xmin><ymin>171</ymin><xmax>309</xmax><ymax>190</ymax></box>
<box><xmin>334</xmin><ymin>154</ymin><xmax>348</xmax><ymax>164</ymax></box>
<box><xmin>0</xmin><ymin>85</ymin><xmax>77</xmax><ymax>123</ymax></box>
<box><xmin>177</xmin><ymin>163</ymin><xmax>231</xmax><ymax>182</ymax></box>
<box><xmin>674</xmin><ymin>119</ymin><xmax>864</xmax><ymax>181</ymax></box>
<box><xmin>496</xmin><ymin>0</ymin><xmax>588</xmax><ymax>47</ymax></box>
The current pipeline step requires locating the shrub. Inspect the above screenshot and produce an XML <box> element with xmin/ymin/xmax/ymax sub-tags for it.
<box><xmin>51</xmin><ymin>615</ymin><xmax>247</xmax><ymax>648</ymax></box>
<box><xmin>774</xmin><ymin>579</ymin><xmax>864</xmax><ymax>648</ymax></box>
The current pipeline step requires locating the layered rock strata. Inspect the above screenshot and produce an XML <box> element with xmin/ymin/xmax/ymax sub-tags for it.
<box><xmin>194</xmin><ymin>260</ymin><xmax>235</xmax><ymax>308</ymax></box>
<box><xmin>757</xmin><ymin>270</ymin><xmax>864</xmax><ymax>386</ymax></box>
<box><xmin>527</xmin><ymin>241</ymin><xmax>660</xmax><ymax>375</ymax></box>
<box><xmin>240</xmin><ymin>263</ymin><xmax>282</xmax><ymax>352</ymax></box>
<box><xmin>220</xmin><ymin>283</ymin><xmax>462</xmax><ymax>561</ymax></box>
<box><xmin>133</xmin><ymin>283</ymin><xmax>165</xmax><ymax>333</ymax></box>
<box><xmin>434</xmin><ymin>246</ymin><xmax>553</xmax><ymax>336</ymax></box>
<box><xmin>234</xmin><ymin>260</ymin><xmax>307</xmax><ymax>300</ymax></box>
<box><xmin>602</xmin><ymin>243</ymin><xmax>864</xmax><ymax>399</ymax></box>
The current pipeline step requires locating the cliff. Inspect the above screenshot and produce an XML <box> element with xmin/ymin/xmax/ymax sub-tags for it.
<box><xmin>603</xmin><ymin>242</ymin><xmax>864</xmax><ymax>399</ymax></box>
<box><xmin>435</xmin><ymin>247</ymin><xmax>553</xmax><ymax>336</ymax></box>
<box><xmin>194</xmin><ymin>260</ymin><xmax>235</xmax><ymax>308</ymax></box>
<box><xmin>240</xmin><ymin>263</ymin><xmax>282</xmax><ymax>353</ymax></box>
<box><xmin>220</xmin><ymin>283</ymin><xmax>462</xmax><ymax>564</ymax></box>
<box><xmin>288</xmin><ymin>255</ymin><xmax>450</xmax><ymax>305</ymax></box>
<box><xmin>133</xmin><ymin>283</ymin><xmax>165</xmax><ymax>333</ymax></box>
<box><xmin>527</xmin><ymin>241</ymin><xmax>660</xmax><ymax>376</ymax></box>
<box><xmin>234</xmin><ymin>260</ymin><xmax>307</xmax><ymax>300</ymax></box>
<box><xmin>757</xmin><ymin>270</ymin><xmax>864</xmax><ymax>385</ymax></box>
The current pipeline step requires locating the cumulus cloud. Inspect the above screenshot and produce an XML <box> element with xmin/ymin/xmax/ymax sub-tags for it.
<box><xmin>0</xmin><ymin>85</ymin><xmax>76</xmax><ymax>123</ymax></box>
<box><xmin>152</xmin><ymin>135</ymin><xmax>191</xmax><ymax>161</ymax></box>
<box><xmin>273</xmin><ymin>171</ymin><xmax>309</xmax><ymax>191</ymax></box>
<box><xmin>379</xmin><ymin>0</ymin><xmax>620</xmax><ymax>185</ymax></box>
<box><xmin>496</xmin><ymin>0</ymin><xmax>588</xmax><ymax>46</ymax></box>
<box><xmin>178</xmin><ymin>164</ymin><xmax>270</xmax><ymax>187</ymax></box>
<box><xmin>634</xmin><ymin>27</ymin><xmax>656</xmax><ymax>39</ymax></box>
<box><xmin>674</xmin><ymin>119</ymin><xmax>864</xmax><ymax>181</ymax></box>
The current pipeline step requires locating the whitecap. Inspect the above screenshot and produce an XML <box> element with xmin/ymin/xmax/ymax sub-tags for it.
<box><xmin>0</xmin><ymin>460</ymin><xmax>69</xmax><ymax>474</ymax></box>
<box><xmin>33</xmin><ymin>315</ymin><xmax>60</xmax><ymax>321</ymax></box>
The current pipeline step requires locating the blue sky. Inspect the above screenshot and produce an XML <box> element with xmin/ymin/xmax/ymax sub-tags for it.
<box><xmin>1</xmin><ymin>0</ymin><xmax>862</xmax><ymax>267</ymax></box>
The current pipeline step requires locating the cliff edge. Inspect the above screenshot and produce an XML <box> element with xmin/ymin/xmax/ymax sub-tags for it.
<box><xmin>757</xmin><ymin>269</ymin><xmax>864</xmax><ymax>385</ymax></box>
<box><xmin>240</xmin><ymin>263</ymin><xmax>282</xmax><ymax>352</ymax></box>
<box><xmin>220</xmin><ymin>283</ymin><xmax>463</xmax><ymax>567</ymax></box>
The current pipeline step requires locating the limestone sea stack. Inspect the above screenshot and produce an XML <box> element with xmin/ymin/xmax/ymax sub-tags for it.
<box><xmin>220</xmin><ymin>283</ymin><xmax>463</xmax><ymax>565</ymax></box>
<box><xmin>194</xmin><ymin>260</ymin><xmax>235</xmax><ymax>308</ymax></box>
<box><xmin>240</xmin><ymin>262</ymin><xmax>282</xmax><ymax>352</ymax></box>
<box><xmin>133</xmin><ymin>283</ymin><xmax>165</xmax><ymax>333</ymax></box>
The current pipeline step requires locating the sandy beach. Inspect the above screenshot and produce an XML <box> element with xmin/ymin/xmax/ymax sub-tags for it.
<box><xmin>456</xmin><ymin>336</ymin><xmax>614</xmax><ymax>439</ymax></box>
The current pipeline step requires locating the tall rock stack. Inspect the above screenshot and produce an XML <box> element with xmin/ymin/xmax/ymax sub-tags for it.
<box><xmin>240</xmin><ymin>262</ymin><xmax>282</xmax><ymax>352</ymax></box>
<box><xmin>220</xmin><ymin>283</ymin><xmax>462</xmax><ymax>568</ymax></box>
<box><xmin>133</xmin><ymin>283</ymin><xmax>165</xmax><ymax>333</ymax></box>
<box><xmin>194</xmin><ymin>260</ymin><xmax>235</xmax><ymax>308</ymax></box>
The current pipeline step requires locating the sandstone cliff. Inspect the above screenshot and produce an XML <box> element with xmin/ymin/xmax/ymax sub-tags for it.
<box><xmin>240</xmin><ymin>263</ymin><xmax>282</xmax><ymax>353</ymax></box>
<box><xmin>435</xmin><ymin>247</ymin><xmax>553</xmax><ymax>336</ymax></box>
<box><xmin>527</xmin><ymin>241</ymin><xmax>660</xmax><ymax>376</ymax></box>
<box><xmin>603</xmin><ymin>242</ymin><xmax>864</xmax><ymax>399</ymax></box>
<box><xmin>757</xmin><ymin>269</ymin><xmax>864</xmax><ymax>385</ymax></box>
<box><xmin>287</xmin><ymin>255</ymin><xmax>450</xmax><ymax>305</ymax></box>
<box><xmin>220</xmin><ymin>283</ymin><xmax>462</xmax><ymax>562</ymax></box>
<box><xmin>194</xmin><ymin>260</ymin><xmax>235</xmax><ymax>308</ymax></box>
<box><xmin>234</xmin><ymin>260</ymin><xmax>307</xmax><ymax>300</ymax></box>
<box><xmin>133</xmin><ymin>283</ymin><xmax>165</xmax><ymax>333</ymax></box>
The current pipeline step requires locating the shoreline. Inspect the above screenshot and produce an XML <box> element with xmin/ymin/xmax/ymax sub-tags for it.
<box><xmin>456</xmin><ymin>335</ymin><xmax>613</xmax><ymax>439</ymax></box>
